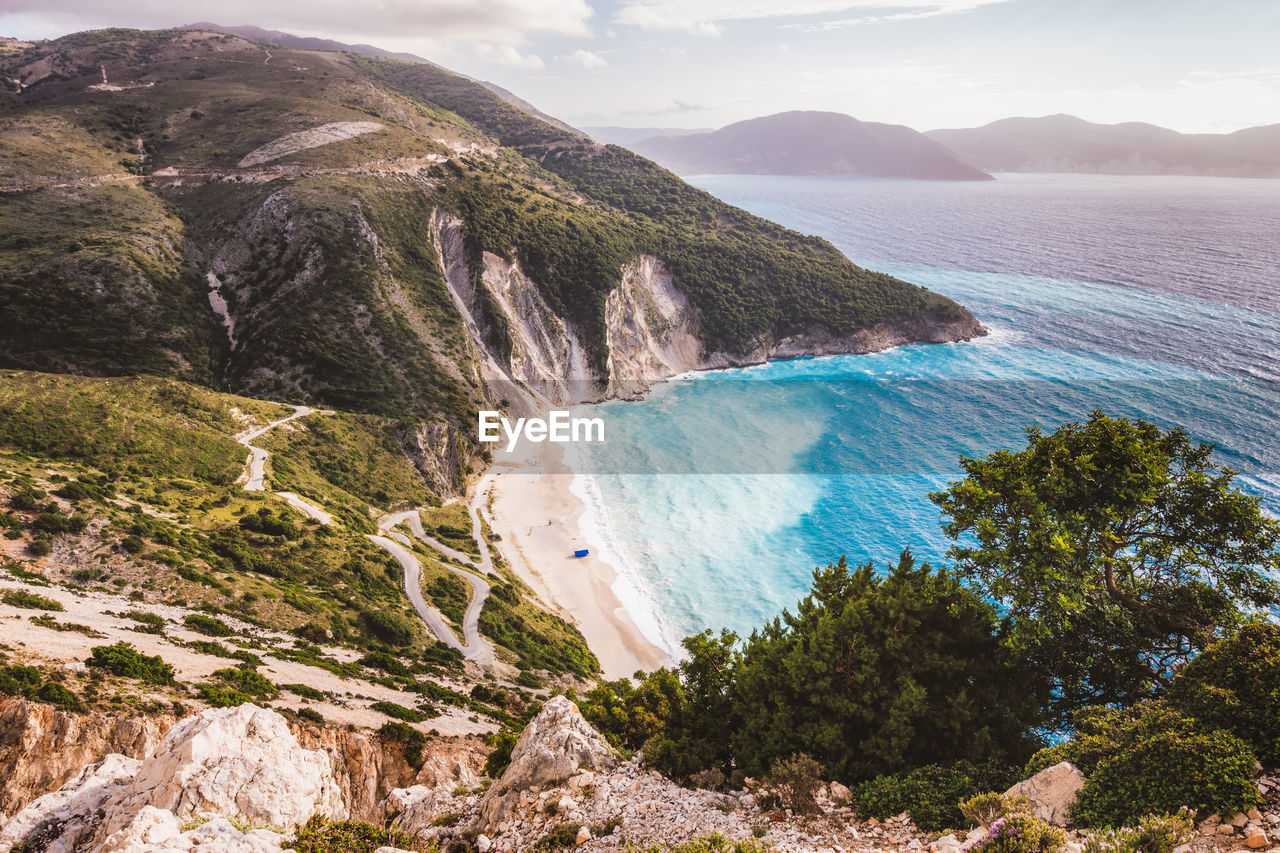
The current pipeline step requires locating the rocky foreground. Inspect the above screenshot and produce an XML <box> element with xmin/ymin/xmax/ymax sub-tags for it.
<box><xmin>2</xmin><ymin>697</ymin><xmax>1280</xmax><ymax>853</ymax></box>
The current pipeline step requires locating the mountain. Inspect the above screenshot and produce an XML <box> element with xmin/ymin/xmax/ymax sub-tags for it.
<box><xmin>0</xmin><ymin>25</ymin><xmax>982</xmax><ymax>713</ymax></box>
<box><xmin>0</xmin><ymin>28</ymin><xmax>980</xmax><ymax>444</ymax></box>
<box><xmin>927</xmin><ymin>114</ymin><xmax>1280</xmax><ymax>177</ymax></box>
<box><xmin>627</xmin><ymin>111</ymin><xmax>993</xmax><ymax>180</ymax></box>
<box><xmin>583</xmin><ymin>125</ymin><xmax>713</xmax><ymax>146</ymax></box>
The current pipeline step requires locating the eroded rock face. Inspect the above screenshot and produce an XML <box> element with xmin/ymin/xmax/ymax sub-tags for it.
<box><xmin>0</xmin><ymin>704</ymin><xmax>345</xmax><ymax>853</ymax></box>
<box><xmin>0</xmin><ymin>753</ymin><xmax>141</xmax><ymax>853</ymax></box>
<box><xmin>93</xmin><ymin>704</ymin><xmax>346</xmax><ymax>844</ymax></box>
<box><xmin>477</xmin><ymin>696</ymin><xmax>617</xmax><ymax>833</ymax></box>
<box><xmin>1004</xmin><ymin>761</ymin><xmax>1086</xmax><ymax>827</ymax></box>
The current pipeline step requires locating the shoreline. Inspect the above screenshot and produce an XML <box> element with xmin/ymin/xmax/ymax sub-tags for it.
<box><xmin>478</xmin><ymin>443</ymin><xmax>674</xmax><ymax>679</ymax></box>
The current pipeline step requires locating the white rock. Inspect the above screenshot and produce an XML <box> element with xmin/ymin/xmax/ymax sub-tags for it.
<box><xmin>184</xmin><ymin>818</ymin><xmax>286</xmax><ymax>853</ymax></box>
<box><xmin>91</xmin><ymin>704</ymin><xmax>345</xmax><ymax>848</ymax></box>
<box><xmin>96</xmin><ymin>805</ymin><xmax>183</xmax><ymax>852</ymax></box>
<box><xmin>0</xmin><ymin>753</ymin><xmax>142</xmax><ymax>853</ymax></box>
<box><xmin>575</xmin><ymin>825</ymin><xmax>592</xmax><ymax>844</ymax></box>
<box><xmin>387</xmin><ymin>785</ymin><xmax>460</xmax><ymax>837</ymax></box>
<box><xmin>477</xmin><ymin>697</ymin><xmax>617</xmax><ymax>833</ymax></box>
<box><xmin>829</xmin><ymin>781</ymin><xmax>852</xmax><ymax>805</ymax></box>
<box><xmin>1004</xmin><ymin>762</ymin><xmax>1086</xmax><ymax>826</ymax></box>
<box><xmin>476</xmin><ymin>834</ymin><xmax>493</xmax><ymax>852</ymax></box>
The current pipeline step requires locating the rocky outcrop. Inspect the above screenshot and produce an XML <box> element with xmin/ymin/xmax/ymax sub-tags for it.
<box><xmin>604</xmin><ymin>255</ymin><xmax>703</xmax><ymax>398</ymax></box>
<box><xmin>0</xmin><ymin>696</ymin><xmax>171</xmax><ymax>819</ymax></box>
<box><xmin>0</xmin><ymin>704</ymin><xmax>344</xmax><ymax>853</ymax></box>
<box><xmin>0</xmin><ymin>753</ymin><xmax>141</xmax><ymax>853</ymax></box>
<box><xmin>477</xmin><ymin>696</ymin><xmax>617</xmax><ymax>834</ymax></box>
<box><xmin>433</xmin><ymin>209</ymin><xmax>986</xmax><ymax>414</ymax></box>
<box><xmin>1003</xmin><ymin>761</ymin><xmax>1086</xmax><ymax>827</ymax></box>
<box><xmin>292</xmin><ymin>723</ymin><xmax>484</xmax><ymax>823</ymax></box>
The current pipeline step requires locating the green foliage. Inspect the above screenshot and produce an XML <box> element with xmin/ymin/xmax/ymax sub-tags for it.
<box><xmin>960</xmin><ymin>792</ymin><xmax>1033</xmax><ymax>830</ymax></box>
<box><xmin>286</xmin><ymin>814</ymin><xmax>433</xmax><ymax>853</ymax></box>
<box><xmin>485</xmin><ymin>728</ymin><xmax>519</xmax><ymax>778</ymax></box>
<box><xmin>35</xmin><ymin>681</ymin><xmax>81</xmax><ymax>712</ymax></box>
<box><xmin>532</xmin><ymin>824</ymin><xmax>583</xmax><ymax>852</ymax></box>
<box><xmin>963</xmin><ymin>813</ymin><xmax>1066</xmax><ymax>853</ymax></box>
<box><xmin>183</xmin><ymin>613</ymin><xmax>234</xmax><ymax>637</ymax></box>
<box><xmin>86</xmin><ymin>642</ymin><xmax>175</xmax><ymax>684</ymax></box>
<box><xmin>283</xmin><ymin>683</ymin><xmax>326</xmax><ymax>701</ymax></box>
<box><xmin>1037</xmin><ymin>702</ymin><xmax>1260</xmax><ymax>827</ymax></box>
<box><xmin>856</xmin><ymin>760</ymin><xmax>1018</xmax><ymax>832</ymax></box>
<box><xmin>195</xmin><ymin>683</ymin><xmax>251</xmax><ymax>708</ymax></box>
<box><xmin>2</xmin><ymin>589</ymin><xmax>64</xmax><ymax>611</ymax></box>
<box><xmin>766</xmin><ymin>754</ymin><xmax>824</xmax><ymax>815</ymax></box>
<box><xmin>931</xmin><ymin>412</ymin><xmax>1280</xmax><ymax>722</ymax></box>
<box><xmin>359</xmin><ymin>650</ymin><xmax>411</xmax><ymax>676</ymax></box>
<box><xmin>731</xmin><ymin>552</ymin><xmax>1043</xmax><ymax>782</ymax></box>
<box><xmin>361</xmin><ymin>610</ymin><xmax>416</xmax><ymax>647</ymax></box>
<box><xmin>378</xmin><ymin>721</ymin><xmax>427</xmax><ymax>769</ymax></box>
<box><xmin>371</xmin><ymin>701</ymin><xmax>424</xmax><ymax>722</ymax></box>
<box><xmin>480</xmin><ymin>582</ymin><xmax>599</xmax><ymax>677</ymax></box>
<box><xmin>1080</xmin><ymin>811</ymin><xmax>1195</xmax><ymax>853</ymax></box>
<box><xmin>296</xmin><ymin>707</ymin><xmax>325</xmax><ymax>726</ymax></box>
<box><xmin>209</xmin><ymin>667</ymin><xmax>278</xmax><ymax>699</ymax></box>
<box><xmin>1166</xmin><ymin>619</ymin><xmax>1280</xmax><ymax>764</ymax></box>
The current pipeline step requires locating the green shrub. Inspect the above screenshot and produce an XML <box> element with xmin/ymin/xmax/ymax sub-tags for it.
<box><xmin>121</xmin><ymin>535</ymin><xmax>145</xmax><ymax>554</ymax></box>
<box><xmin>196</xmin><ymin>683</ymin><xmax>252</xmax><ymax>708</ymax></box>
<box><xmin>378</xmin><ymin>722</ymin><xmax>426</xmax><ymax>769</ymax></box>
<box><xmin>960</xmin><ymin>792</ymin><xmax>1033</xmax><ymax>829</ymax></box>
<box><xmin>1167</xmin><ymin>620</ymin><xmax>1280</xmax><ymax>764</ymax></box>
<box><xmin>358</xmin><ymin>651</ymin><xmax>411</xmax><ymax>676</ymax></box>
<box><xmin>632</xmin><ymin>834</ymin><xmax>770</xmax><ymax>853</ymax></box>
<box><xmin>371</xmin><ymin>701</ymin><xmax>423</xmax><ymax>722</ymax></box>
<box><xmin>964</xmin><ymin>813</ymin><xmax>1066</xmax><ymax>853</ymax></box>
<box><xmin>283</xmin><ymin>683</ymin><xmax>325</xmax><ymax>700</ymax></box>
<box><xmin>361</xmin><ymin>610</ymin><xmax>415</xmax><ymax>646</ymax></box>
<box><xmin>0</xmin><ymin>664</ymin><xmax>43</xmax><ymax>698</ymax></box>
<box><xmin>2</xmin><ymin>589</ymin><xmax>63</xmax><ymax>611</ymax></box>
<box><xmin>1071</xmin><ymin>724</ymin><xmax>1260</xmax><ymax>827</ymax></box>
<box><xmin>86</xmin><ymin>642</ymin><xmax>175</xmax><ymax>684</ymax></box>
<box><xmin>767</xmin><ymin>753</ymin><xmax>824</xmax><ymax>815</ymax></box>
<box><xmin>183</xmin><ymin>613</ymin><xmax>234</xmax><ymax>637</ymax></box>
<box><xmin>26</xmin><ymin>537</ymin><xmax>52</xmax><ymax>556</ymax></box>
<box><xmin>484</xmin><ymin>728</ymin><xmax>519</xmax><ymax>778</ymax></box>
<box><xmin>37</xmin><ymin>681</ymin><xmax>82</xmax><ymax>712</ymax></box>
<box><xmin>210</xmin><ymin>668</ymin><xmax>278</xmax><ymax>699</ymax></box>
<box><xmin>286</xmin><ymin>814</ymin><xmax>430</xmax><ymax>853</ymax></box>
<box><xmin>1027</xmin><ymin>702</ymin><xmax>1260</xmax><ymax>827</ymax></box>
<box><xmin>532</xmin><ymin>823</ymin><xmax>583</xmax><ymax>852</ymax></box>
<box><xmin>857</xmin><ymin>760</ymin><xmax>1018</xmax><ymax>832</ymax></box>
<box><xmin>1081</xmin><ymin>810</ymin><xmax>1195</xmax><ymax>853</ymax></box>
<box><xmin>296</xmin><ymin>707</ymin><xmax>325</xmax><ymax>726</ymax></box>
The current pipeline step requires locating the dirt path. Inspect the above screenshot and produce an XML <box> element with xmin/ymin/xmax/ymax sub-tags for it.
<box><xmin>232</xmin><ymin>406</ymin><xmax>487</xmax><ymax>661</ymax></box>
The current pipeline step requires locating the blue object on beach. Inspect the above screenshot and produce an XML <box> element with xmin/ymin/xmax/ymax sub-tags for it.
<box><xmin>574</xmin><ymin>549</ymin><xmax>590</xmax><ymax>558</ymax></box>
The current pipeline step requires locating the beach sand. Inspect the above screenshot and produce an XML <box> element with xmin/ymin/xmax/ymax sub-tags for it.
<box><xmin>479</xmin><ymin>444</ymin><xmax>672</xmax><ymax>678</ymax></box>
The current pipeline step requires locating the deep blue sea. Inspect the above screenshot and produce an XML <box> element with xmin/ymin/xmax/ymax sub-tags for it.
<box><xmin>574</xmin><ymin>173</ymin><xmax>1280</xmax><ymax>655</ymax></box>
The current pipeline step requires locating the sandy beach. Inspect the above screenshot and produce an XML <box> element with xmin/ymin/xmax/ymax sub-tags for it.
<box><xmin>479</xmin><ymin>444</ymin><xmax>672</xmax><ymax>679</ymax></box>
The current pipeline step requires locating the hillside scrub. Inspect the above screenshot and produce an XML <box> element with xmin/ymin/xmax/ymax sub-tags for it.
<box><xmin>932</xmin><ymin>411</ymin><xmax>1280</xmax><ymax>723</ymax></box>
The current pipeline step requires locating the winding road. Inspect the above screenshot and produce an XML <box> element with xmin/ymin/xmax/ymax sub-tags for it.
<box><xmin>380</xmin><ymin>510</ymin><xmax>495</xmax><ymax>666</ymax></box>
<box><xmin>234</xmin><ymin>405</ymin><xmax>495</xmax><ymax>666</ymax></box>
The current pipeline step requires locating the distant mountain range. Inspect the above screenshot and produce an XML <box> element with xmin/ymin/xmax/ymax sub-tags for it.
<box><xmin>625</xmin><ymin>111</ymin><xmax>993</xmax><ymax>181</ymax></box>
<box><xmin>583</xmin><ymin>126</ymin><xmax>712</xmax><ymax>146</ymax></box>
<box><xmin>928</xmin><ymin>114</ymin><xmax>1280</xmax><ymax>178</ymax></box>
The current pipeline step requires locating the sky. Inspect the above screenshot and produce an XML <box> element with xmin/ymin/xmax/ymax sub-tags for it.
<box><xmin>2</xmin><ymin>0</ymin><xmax>1279</xmax><ymax>133</ymax></box>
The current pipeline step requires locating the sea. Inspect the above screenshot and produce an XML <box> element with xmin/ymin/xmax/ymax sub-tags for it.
<box><xmin>569</xmin><ymin>173</ymin><xmax>1280</xmax><ymax>657</ymax></box>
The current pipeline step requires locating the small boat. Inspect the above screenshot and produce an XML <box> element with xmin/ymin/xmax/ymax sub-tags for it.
<box><xmin>573</xmin><ymin>548</ymin><xmax>589</xmax><ymax>558</ymax></box>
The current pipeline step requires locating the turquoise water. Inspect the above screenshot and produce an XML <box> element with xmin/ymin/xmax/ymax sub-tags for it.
<box><xmin>576</xmin><ymin>174</ymin><xmax>1280</xmax><ymax>652</ymax></box>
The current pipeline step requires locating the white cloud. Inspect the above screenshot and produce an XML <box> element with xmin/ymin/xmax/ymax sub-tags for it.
<box><xmin>613</xmin><ymin>0</ymin><xmax>1010</xmax><ymax>34</ymax></box>
<box><xmin>556</xmin><ymin>48</ymin><xmax>607</xmax><ymax>69</ymax></box>
<box><xmin>623</xmin><ymin>98</ymin><xmax>710</xmax><ymax>115</ymax></box>
<box><xmin>473</xmin><ymin>42</ymin><xmax>545</xmax><ymax>70</ymax></box>
<box><xmin>1</xmin><ymin>0</ymin><xmax>593</xmax><ymax>44</ymax></box>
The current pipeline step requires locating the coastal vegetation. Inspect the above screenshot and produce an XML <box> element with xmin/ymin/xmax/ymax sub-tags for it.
<box><xmin>574</xmin><ymin>414</ymin><xmax>1280</xmax><ymax>829</ymax></box>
